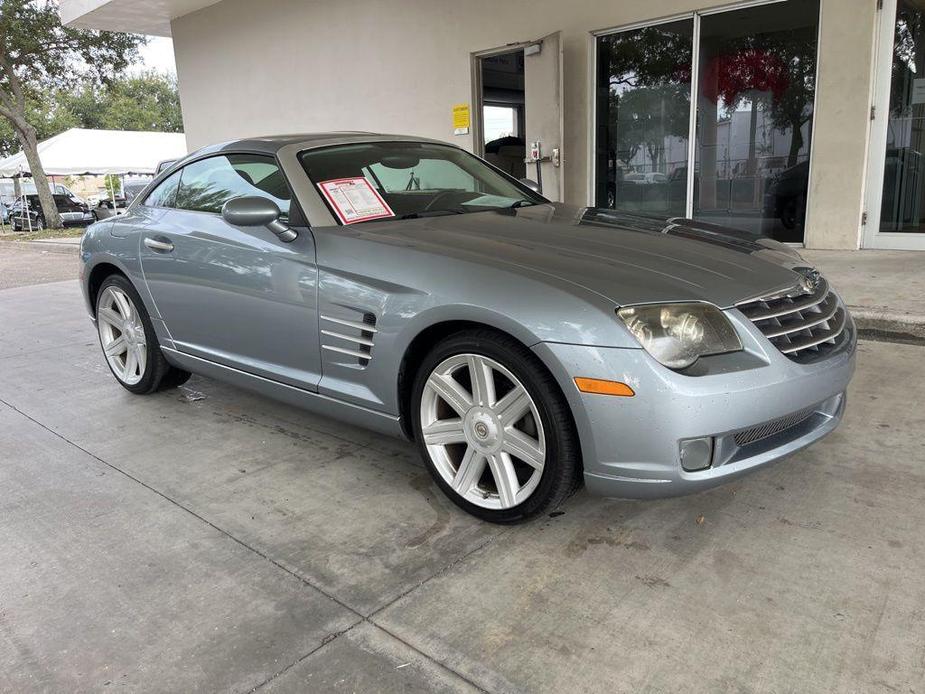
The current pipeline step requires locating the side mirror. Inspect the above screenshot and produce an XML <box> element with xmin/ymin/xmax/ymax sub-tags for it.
<box><xmin>221</xmin><ymin>196</ymin><xmax>297</xmax><ymax>242</ymax></box>
<box><xmin>519</xmin><ymin>178</ymin><xmax>542</xmax><ymax>194</ymax></box>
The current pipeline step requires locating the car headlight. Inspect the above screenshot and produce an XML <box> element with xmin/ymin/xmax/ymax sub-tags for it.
<box><xmin>617</xmin><ymin>303</ymin><xmax>742</xmax><ymax>370</ymax></box>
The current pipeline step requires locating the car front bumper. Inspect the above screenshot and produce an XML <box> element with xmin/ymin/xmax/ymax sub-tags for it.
<box><xmin>533</xmin><ymin>311</ymin><xmax>857</xmax><ymax>499</ymax></box>
<box><xmin>60</xmin><ymin>212</ymin><xmax>94</xmax><ymax>226</ymax></box>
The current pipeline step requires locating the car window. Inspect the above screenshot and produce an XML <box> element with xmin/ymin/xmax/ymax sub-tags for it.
<box><xmin>174</xmin><ymin>154</ymin><xmax>291</xmax><ymax>218</ymax></box>
<box><xmin>300</xmin><ymin>142</ymin><xmax>543</xmax><ymax>224</ymax></box>
<box><xmin>365</xmin><ymin>159</ymin><xmax>478</xmax><ymax>194</ymax></box>
<box><xmin>144</xmin><ymin>170</ymin><xmax>182</xmax><ymax>208</ymax></box>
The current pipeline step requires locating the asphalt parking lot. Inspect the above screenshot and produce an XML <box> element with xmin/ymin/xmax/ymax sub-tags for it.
<box><xmin>1</xmin><ymin>247</ymin><xmax>924</xmax><ymax>693</ymax></box>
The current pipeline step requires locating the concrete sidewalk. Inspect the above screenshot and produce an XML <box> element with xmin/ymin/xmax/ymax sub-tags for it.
<box><xmin>803</xmin><ymin>249</ymin><xmax>925</xmax><ymax>340</ymax></box>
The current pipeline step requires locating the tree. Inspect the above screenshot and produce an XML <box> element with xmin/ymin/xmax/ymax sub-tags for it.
<box><xmin>0</xmin><ymin>0</ymin><xmax>144</xmax><ymax>228</ymax></box>
<box><xmin>61</xmin><ymin>71</ymin><xmax>182</xmax><ymax>132</ymax></box>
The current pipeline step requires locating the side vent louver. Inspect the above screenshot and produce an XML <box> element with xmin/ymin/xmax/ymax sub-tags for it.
<box><xmin>321</xmin><ymin>312</ymin><xmax>377</xmax><ymax>366</ymax></box>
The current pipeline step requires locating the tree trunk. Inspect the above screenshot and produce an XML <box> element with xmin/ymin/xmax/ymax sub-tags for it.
<box><xmin>746</xmin><ymin>100</ymin><xmax>759</xmax><ymax>176</ymax></box>
<box><xmin>787</xmin><ymin>120</ymin><xmax>804</xmax><ymax>169</ymax></box>
<box><xmin>14</xmin><ymin>121</ymin><xmax>62</xmax><ymax>229</ymax></box>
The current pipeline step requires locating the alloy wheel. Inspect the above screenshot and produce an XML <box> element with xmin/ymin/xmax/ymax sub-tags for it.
<box><xmin>420</xmin><ymin>353</ymin><xmax>546</xmax><ymax>510</ymax></box>
<box><xmin>97</xmin><ymin>286</ymin><xmax>147</xmax><ymax>385</ymax></box>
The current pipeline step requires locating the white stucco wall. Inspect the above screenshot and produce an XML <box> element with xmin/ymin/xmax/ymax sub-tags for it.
<box><xmin>170</xmin><ymin>0</ymin><xmax>877</xmax><ymax>249</ymax></box>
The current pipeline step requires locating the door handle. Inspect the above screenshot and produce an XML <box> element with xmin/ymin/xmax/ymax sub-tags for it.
<box><xmin>144</xmin><ymin>237</ymin><xmax>174</xmax><ymax>252</ymax></box>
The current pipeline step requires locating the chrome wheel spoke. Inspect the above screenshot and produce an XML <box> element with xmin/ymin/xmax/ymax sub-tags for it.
<box><xmin>111</xmin><ymin>290</ymin><xmax>134</xmax><ymax>322</ymax></box>
<box><xmin>467</xmin><ymin>355</ymin><xmax>496</xmax><ymax>407</ymax></box>
<box><xmin>104</xmin><ymin>336</ymin><xmax>127</xmax><ymax>357</ymax></box>
<box><xmin>502</xmin><ymin>428</ymin><xmax>545</xmax><ymax>470</ymax></box>
<box><xmin>422</xmin><ymin>418</ymin><xmax>467</xmax><ymax>446</ymax></box>
<box><xmin>124</xmin><ymin>347</ymin><xmax>137</xmax><ymax>380</ymax></box>
<box><xmin>98</xmin><ymin>307</ymin><xmax>122</xmax><ymax>328</ymax></box>
<box><xmin>134</xmin><ymin>344</ymin><xmax>147</xmax><ymax>376</ymax></box>
<box><xmin>495</xmin><ymin>385</ymin><xmax>530</xmax><ymax>426</ymax></box>
<box><xmin>453</xmin><ymin>447</ymin><xmax>486</xmax><ymax>493</ymax></box>
<box><xmin>426</xmin><ymin>373</ymin><xmax>473</xmax><ymax>416</ymax></box>
<box><xmin>487</xmin><ymin>452</ymin><xmax>519</xmax><ymax>508</ymax></box>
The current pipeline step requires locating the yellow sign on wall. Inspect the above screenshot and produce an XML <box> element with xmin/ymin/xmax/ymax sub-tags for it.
<box><xmin>452</xmin><ymin>103</ymin><xmax>470</xmax><ymax>134</ymax></box>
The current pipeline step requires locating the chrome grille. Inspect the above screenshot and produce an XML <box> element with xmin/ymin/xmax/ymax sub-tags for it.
<box><xmin>733</xmin><ymin>405</ymin><xmax>818</xmax><ymax>447</ymax></box>
<box><xmin>737</xmin><ymin>273</ymin><xmax>847</xmax><ymax>362</ymax></box>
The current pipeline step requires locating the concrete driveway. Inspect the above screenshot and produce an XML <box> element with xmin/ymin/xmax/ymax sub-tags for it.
<box><xmin>1</xmin><ymin>258</ymin><xmax>924</xmax><ymax>692</ymax></box>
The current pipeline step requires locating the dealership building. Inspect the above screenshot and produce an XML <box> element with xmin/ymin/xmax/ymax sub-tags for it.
<box><xmin>62</xmin><ymin>0</ymin><xmax>925</xmax><ymax>251</ymax></box>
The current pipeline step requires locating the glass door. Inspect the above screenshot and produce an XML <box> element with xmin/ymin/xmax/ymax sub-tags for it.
<box><xmin>865</xmin><ymin>0</ymin><xmax>925</xmax><ymax>249</ymax></box>
<box><xmin>594</xmin><ymin>0</ymin><xmax>821</xmax><ymax>244</ymax></box>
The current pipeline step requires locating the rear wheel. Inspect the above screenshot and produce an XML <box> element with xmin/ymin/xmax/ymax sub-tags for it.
<box><xmin>411</xmin><ymin>329</ymin><xmax>581</xmax><ymax>523</ymax></box>
<box><xmin>95</xmin><ymin>274</ymin><xmax>188</xmax><ymax>394</ymax></box>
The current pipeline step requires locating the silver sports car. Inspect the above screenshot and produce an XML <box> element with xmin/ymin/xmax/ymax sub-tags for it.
<box><xmin>79</xmin><ymin>133</ymin><xmax>856</xmax><ymax>523</ymax></box>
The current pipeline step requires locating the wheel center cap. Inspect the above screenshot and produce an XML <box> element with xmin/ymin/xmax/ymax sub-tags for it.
<box><xmin>464</xmin><ymin>407</ymin><xmax>502</xmax><ymax>453</ymax></box>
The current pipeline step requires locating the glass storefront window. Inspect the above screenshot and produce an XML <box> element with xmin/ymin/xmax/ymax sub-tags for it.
<box><xmin>595</xmin><ymin>20</ymin><xmax>693</xmax><ymax>217</ymax></box>
<box><xmin>594</xmin><ymin>1</ymin><xmax>821</xmax><ymax>243</ymax></box>
<box><xmin>693</xmin><ymin>0</ymin><xmax>820</xmax><ymax>242</ymax></box>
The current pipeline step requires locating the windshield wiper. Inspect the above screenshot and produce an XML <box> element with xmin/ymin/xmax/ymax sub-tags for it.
<box><xmin>510</xmin><ymin>199</ymin><xmax>539</xmax><ymax>209</ymax></box>
<box><xmin>399</xmin><ymin>209</ymin><xmax>465</xmax><ymax>219</ymax></box>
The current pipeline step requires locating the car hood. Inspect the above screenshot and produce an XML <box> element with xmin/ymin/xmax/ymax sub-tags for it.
<box><xmin>361</xmin><ymin>203</ymin><xmax>812</xmax><ymax>308</ymax></box>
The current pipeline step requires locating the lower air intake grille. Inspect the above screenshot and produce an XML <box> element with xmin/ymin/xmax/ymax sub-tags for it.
<box><xmin>733</xmin><ymin>405</ymin><xmax>818</xmax><ymax>447</ymax></box>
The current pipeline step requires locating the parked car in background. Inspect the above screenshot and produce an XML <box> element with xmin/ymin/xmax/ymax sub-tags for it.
<box><xmin>763</xmin><ymin>160</ymin><xmax>810</xmax><ymax>242</ymax></box>
<box><xmin>11</xmin><ymin>194</ymin><xmax>93</xmax><ymax>231</ymax></box>
<box><xmin>92</xmin><ymin>196</ymin><xmax>129</xmax><ymax>221</ymax></box>
<box><xmin>79</xmin><ymin>133</ymin><xmax>856</xmax><ymax>523</ymax></box>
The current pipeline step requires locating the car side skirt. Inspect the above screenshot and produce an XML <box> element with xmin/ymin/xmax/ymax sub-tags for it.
<box><xmin>160</xmin><ymin>347</ymin><xmax>406</xmax><ymax>439</ymax></box>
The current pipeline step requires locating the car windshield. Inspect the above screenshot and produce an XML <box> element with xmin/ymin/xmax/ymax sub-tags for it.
<box><xmin>299</xmin><ymin>141</ymin><xmax>544</xmax><ymax>224</ymax></box>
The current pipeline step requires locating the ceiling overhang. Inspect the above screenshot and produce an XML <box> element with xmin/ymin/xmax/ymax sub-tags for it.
<box><xmin>59</xmin><ymin>0</ymin><xmax>222</xmax><ymax>36</ymax></box>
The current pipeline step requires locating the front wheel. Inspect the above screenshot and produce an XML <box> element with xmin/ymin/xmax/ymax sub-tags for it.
<box><xmin>411</xmin><ymin>329</ymin><xmax>581</xmax><ymax>523</ymax></box>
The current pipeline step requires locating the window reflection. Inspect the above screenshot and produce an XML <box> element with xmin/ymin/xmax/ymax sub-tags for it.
<box><xmin>694</xmin><ymin>0</ymin><xmax>820</xmax><ymax>242</ymax></box>
<box><xmin>595</xmin><ymin>21</ymin><xmax>693</xmax><ymax>216</ymax></box>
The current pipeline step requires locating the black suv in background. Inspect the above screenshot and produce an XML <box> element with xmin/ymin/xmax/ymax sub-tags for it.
<box><xmin>10</xmin><ymin>194</ymin><xmax>94</xmax><ymax>231</ymax></box>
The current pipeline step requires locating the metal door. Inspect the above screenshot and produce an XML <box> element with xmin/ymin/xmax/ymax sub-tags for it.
<box><xmin>524</xmin><ymin>32</ymin><xmax>564</xmax><ymax>201</ymax></box>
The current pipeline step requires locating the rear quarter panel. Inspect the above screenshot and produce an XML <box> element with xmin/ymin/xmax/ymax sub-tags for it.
<box><xmin>80</xmin><ymin>207</ymin><xmax>173</xmax><ymax>347</ymax></box>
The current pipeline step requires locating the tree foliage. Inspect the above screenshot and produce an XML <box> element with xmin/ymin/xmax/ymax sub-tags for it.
<box><xmin>62</xmin><ymin>71</ymin><xmax>182</xmax><ymax>132</ymax></box>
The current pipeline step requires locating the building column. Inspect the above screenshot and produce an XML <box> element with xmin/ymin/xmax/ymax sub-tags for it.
<box><xmin>804</xmin><ymin>0</ymin><xmax>879</xmax><ymax>250</ymax></box>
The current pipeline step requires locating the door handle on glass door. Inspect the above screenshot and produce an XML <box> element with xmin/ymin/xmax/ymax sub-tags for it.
<box><xmin>144</xmin><ymin>237</ymin><xmax>174</xmax><ymax>252</ymax></box>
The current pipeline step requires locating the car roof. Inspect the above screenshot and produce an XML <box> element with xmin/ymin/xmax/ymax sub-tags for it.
<box><xmin>190</xmin><ymin>132</ymin><xmax>452</xmax><ymax>158</ymax></box>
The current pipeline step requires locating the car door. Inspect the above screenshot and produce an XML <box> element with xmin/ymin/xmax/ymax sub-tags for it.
<box><xmin>138</xmin><ymin>152</ymin><xmax>322</xmax><ymax>390</ymax></box>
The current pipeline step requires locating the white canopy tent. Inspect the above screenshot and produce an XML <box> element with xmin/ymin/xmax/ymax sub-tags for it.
<box><xmin>0</xmin><ymin>128</ymin><xmax>187</xmax><ymax>178</ymax></box>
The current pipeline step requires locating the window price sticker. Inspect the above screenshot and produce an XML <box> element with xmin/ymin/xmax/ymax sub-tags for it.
<box><xmin>317</xmin><ymin>177</ymin><xmax>394</xmax><ymax>224</ymax></box>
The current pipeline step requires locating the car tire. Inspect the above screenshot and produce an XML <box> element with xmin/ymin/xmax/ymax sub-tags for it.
<box><xmin>410</xmin><ymin>329</ymin><xmax>581</xmax><ymax>523</ymax></box>
<box><xmin>159</xmin><ymin>368</ymin><xmax>193</xmax><ymax>389</ymax></box>
<box><xmin>94</xmin><ymin>274</ymin><xmax>187</xmax><ymax>395</ymax></box>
